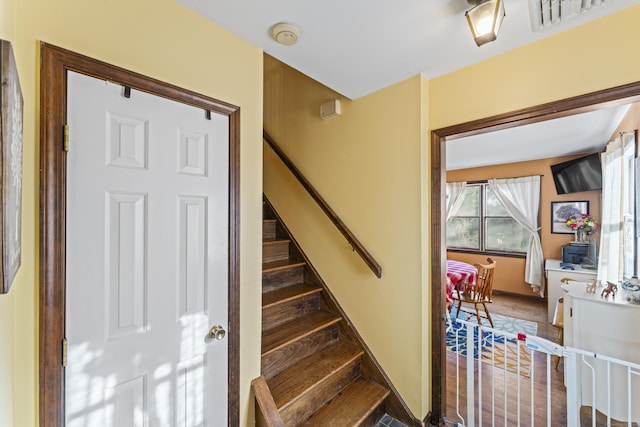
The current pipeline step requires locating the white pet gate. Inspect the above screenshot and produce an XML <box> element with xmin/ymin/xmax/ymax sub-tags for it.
<box><xmin>444</xmin><ymin>318</ymin><xmax>640</xmax><ymax>427</ymax></box>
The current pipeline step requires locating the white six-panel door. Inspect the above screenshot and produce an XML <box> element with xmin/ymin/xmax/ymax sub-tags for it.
<box><xmin>65</xmin><ymin>71</ymin><xmax>229</xmax><ymax>426</ymax></box>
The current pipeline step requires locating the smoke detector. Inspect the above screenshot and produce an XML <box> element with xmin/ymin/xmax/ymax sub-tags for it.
<box><xmin>272</xmin><ymin>23</ymin><xmax>300</xmax><ymax>46</ymax></box>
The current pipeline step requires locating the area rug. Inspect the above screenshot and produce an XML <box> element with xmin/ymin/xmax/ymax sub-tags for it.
<box><xmin>446</xmin><ymin>310</ymin><xmax>538</xmax><ymax>377</ymax></box>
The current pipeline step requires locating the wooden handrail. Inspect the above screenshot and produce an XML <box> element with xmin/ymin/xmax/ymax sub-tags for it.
<box><xmin>263</xmin><ymin>131</ymin><xmax>382</xmax><ymax>278</ymax></box>
<box><xmin>252</xmin><ymin>376</ymin><xmax>284</xmax><ymax>427</ymax></box>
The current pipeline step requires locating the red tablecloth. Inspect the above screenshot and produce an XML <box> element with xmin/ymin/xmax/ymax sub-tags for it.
<box><xmin>446</xmin><ymin>260</ymin><xmax>478</xmax><ymax>309</ymax></box>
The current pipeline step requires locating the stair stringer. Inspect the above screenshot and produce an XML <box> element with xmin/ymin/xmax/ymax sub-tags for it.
<box><xmin>263</xmin><ymin>196</ymin><xmax>420</xmax><ymax>427</ymax></box>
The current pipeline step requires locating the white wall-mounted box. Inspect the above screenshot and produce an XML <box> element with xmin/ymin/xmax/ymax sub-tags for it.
<box><xmin>320</xmin><ymin>99</ymin><xmax>341</xmax><ymax>120</ymax></box>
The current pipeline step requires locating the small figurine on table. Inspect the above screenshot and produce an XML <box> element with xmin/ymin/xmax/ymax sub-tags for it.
<box><xmin>601</xmin><ymin>281</ymin><xmax>617</xmax><ymax>299</ymax></box>
<box><xmin>585</xmin><ymin>279</ymin><xmax>597</xmax><ymax>294</ymax></box>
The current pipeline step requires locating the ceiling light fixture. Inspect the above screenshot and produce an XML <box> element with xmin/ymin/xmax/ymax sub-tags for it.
<box><xmin>272</xmin><ymin>23</ymin><xmax>301</xmax><ymax>46</ymax></box>
<box><xmin>465</xmin><ymin>0</ymin><xmax>505</xmax><ymax>47</ymax></box>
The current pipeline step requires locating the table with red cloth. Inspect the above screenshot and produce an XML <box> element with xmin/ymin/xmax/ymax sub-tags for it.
<box><xmin>446</xmin><ymin>260</ymin><xmax>478</xmax><ymax>310</ymax></box>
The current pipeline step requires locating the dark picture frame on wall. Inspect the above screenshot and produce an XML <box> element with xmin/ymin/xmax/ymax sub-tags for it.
<box><xmin>550</xmin><ymin>200</ymin><xmax>589</xmax><ymax>234</ymax></box>
<box><xmin>0</xmin><ymin>39</ymin><xmax>23</xmax><ymax>294</ymax></box>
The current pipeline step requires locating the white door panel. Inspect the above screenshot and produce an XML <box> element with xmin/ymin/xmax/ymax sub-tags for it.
<box><xmin>66</xmin><ymin>71</ymin><xmax>228</xmax><ymax>426</ymax></box>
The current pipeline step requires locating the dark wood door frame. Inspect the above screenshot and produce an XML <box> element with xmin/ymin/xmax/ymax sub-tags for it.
<box><xmin>430</xmin><ymin>81</ymin><xmax>640</xmax><ymax>425</ymax></box>
<box><xmin>39</xmin><ymin>42</ymin><xmax>241</xmax><ymax>426</ymax></box>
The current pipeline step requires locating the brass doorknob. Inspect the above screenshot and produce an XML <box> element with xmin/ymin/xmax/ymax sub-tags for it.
<box><xmin>208</xmin><ymin>325</ymin><xmax>226</xmax><ymax>341</ymax></box>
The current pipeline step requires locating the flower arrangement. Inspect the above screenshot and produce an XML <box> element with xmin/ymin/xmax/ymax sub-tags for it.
<box><xmin>566</xmin><ymin>213</ymin><xmax>599</xmax><ymax>234</ymax></box>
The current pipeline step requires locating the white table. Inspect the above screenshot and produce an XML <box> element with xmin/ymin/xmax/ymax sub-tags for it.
<box><xmin>562</xmin><ymin>281</ymin><xmax>640</xmax><ymax>423</ymax></box>
<box><xmin>544</xmin><ymin>259</ymin><xmax>596</xmax><ymax>323</ymax></box>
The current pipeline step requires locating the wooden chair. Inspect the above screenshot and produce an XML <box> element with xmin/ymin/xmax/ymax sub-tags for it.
<box><xmin>453</xmin><ymin>258</ymin><xmax>497</xmax><ymax>328</ymax></box>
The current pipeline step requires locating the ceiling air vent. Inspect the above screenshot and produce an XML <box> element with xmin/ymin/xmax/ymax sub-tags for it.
<box><xmin>528</xmin><ymin>0</ymin><xmax>612</xmax><ymax>31</ymax></box>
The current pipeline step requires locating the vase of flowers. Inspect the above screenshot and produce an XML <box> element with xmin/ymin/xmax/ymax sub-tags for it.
<box><xmin>566</xmin><ymin>213</ymin><xmax>599</xmax><ymax>242</ymax></box>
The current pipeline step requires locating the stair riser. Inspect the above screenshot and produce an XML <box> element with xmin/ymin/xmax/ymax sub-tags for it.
<box><xmin>263</xmin><ymin>241</ymin><xmax>290</xmax><ymax>263</ymax></box>
<box><xmin>263</xmin><ymin>220</ymin><xmax>276</xmax><ymax>241</ymax></box>
<box><xmin>262</xmin><ymin>265</ymin><xmax>304</xmax><ymax>292</ymax></box>
<box><xmin>262</xmin><ymin>324</ymin><xmax>339</xmax><ymax>379</ymax></box>
<box><xmin>356</xmin><ymin>405</ymin><xmax>386</xmax><ymax>427</ymax></box>
<box><xmin>263</xmin><ymin>203</ymin><xmax>276</xmax><ymax>220</ymax></box>
<box><xmin>280</xmin><ymin>360</ymin><xmax>361</xmax><ymax>426</ymax></box>
<box><xmin>263</xmin><ymin>294</ymin><xmax>321</xmax><ymax>330</ymax></box>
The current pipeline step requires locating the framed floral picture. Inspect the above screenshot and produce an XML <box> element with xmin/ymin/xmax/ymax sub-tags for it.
<box><xmin>0</xmin><ymin>39</ymin><xmax>23</xmax><ymax>294</ymax></box>
<box><xmin>551</xmin><ymin>201</ymin><xmax>589</xmax><ymax>234</ymax></box>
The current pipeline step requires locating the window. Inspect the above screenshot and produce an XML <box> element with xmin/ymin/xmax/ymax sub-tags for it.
<box><xmin>446</xmin><ymin>183</ymin><xmax>530</xmax><ymax>254</ymax></box>
<box><xmin>598</xmin><ymin>131</ymin><xmax>636</xmax><ymax>283</ymax></box>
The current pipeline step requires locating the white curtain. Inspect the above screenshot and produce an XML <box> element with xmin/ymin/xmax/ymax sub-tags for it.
<box><xmin>597</xmin><ymin>132</ymin><xmax>635</xmax><ymax>284</ymax></box>
<box><xmin>446</xmin><ymin>181</ymin><xmax>467</xmax><ymax>220</ymax></box>
<box><xmin>489</xmin><ymin>176</ymin><xmax>544</xmax><ymax>296</ymax></box>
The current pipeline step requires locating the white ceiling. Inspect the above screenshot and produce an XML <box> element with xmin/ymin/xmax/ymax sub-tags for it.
<box><xmin>176</xmin><ymin>0</ymin><xmax>637</xmax><ymax>100</ymax></box>
<box><xmin>174</xmin><ymin>0</ymin><xmax>637</xmax><ymax>169</ymax></box>
<box><xmin>446</xmin><ymin>103</ymin><xmax>632</xmax><ymax>170</ymax></box>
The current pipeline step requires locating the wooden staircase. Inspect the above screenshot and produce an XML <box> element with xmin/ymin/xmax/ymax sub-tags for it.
<box><xmin>257</xmin><ymin>199</ymin><xmax>396</xmax><ymax>427</ymax></box>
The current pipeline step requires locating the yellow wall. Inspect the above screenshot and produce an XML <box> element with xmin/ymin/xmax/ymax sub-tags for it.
<box><xmin>264</xmin><ymin>56</ymin><xmax>430</xmax><ymax>415</ymax></box>
<box><xmin>447</xmin><ymin>155</ymin><xmax>602</xmax><ymax>296</ymax></box>
<box><xmin>3</xmin><ymin>0</ymin><xmax>264</xmax><ymax>425</ymax></box>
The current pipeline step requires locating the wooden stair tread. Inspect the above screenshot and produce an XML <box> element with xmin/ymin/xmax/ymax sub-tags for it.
<box><xmin>267</xmin><ymin>341</ymin><xmax>364</xmax><ymax>408</ymax></box>
<box><xmin>300</xmin><ymin>378</ymin><xmax>390</xmax><ymax>427</ymax></box>
<box><xmin>262</xmin><ymin>258</ymin><xmax>306</xmax><ymax>272</ymax></box>
<box><xmin>263</xmin><ymin>283</ymin><xmax>322</xmax><ymax>307</ymax></box>
<box><xmin>262</xmin><ymin>311</ymin><xmax>341</xmax><ymax>356</ymax></box>
<box><xmin>263</xmin><ymin>239</ymin><xmax>290</xmax><ymax>246</ymax></box>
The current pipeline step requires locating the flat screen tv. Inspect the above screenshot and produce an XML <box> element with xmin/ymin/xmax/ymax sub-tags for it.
<box><xmin>551</xmin><ymin>153</ymin><xmax>602</xmax><ymax>194</ymax></box>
